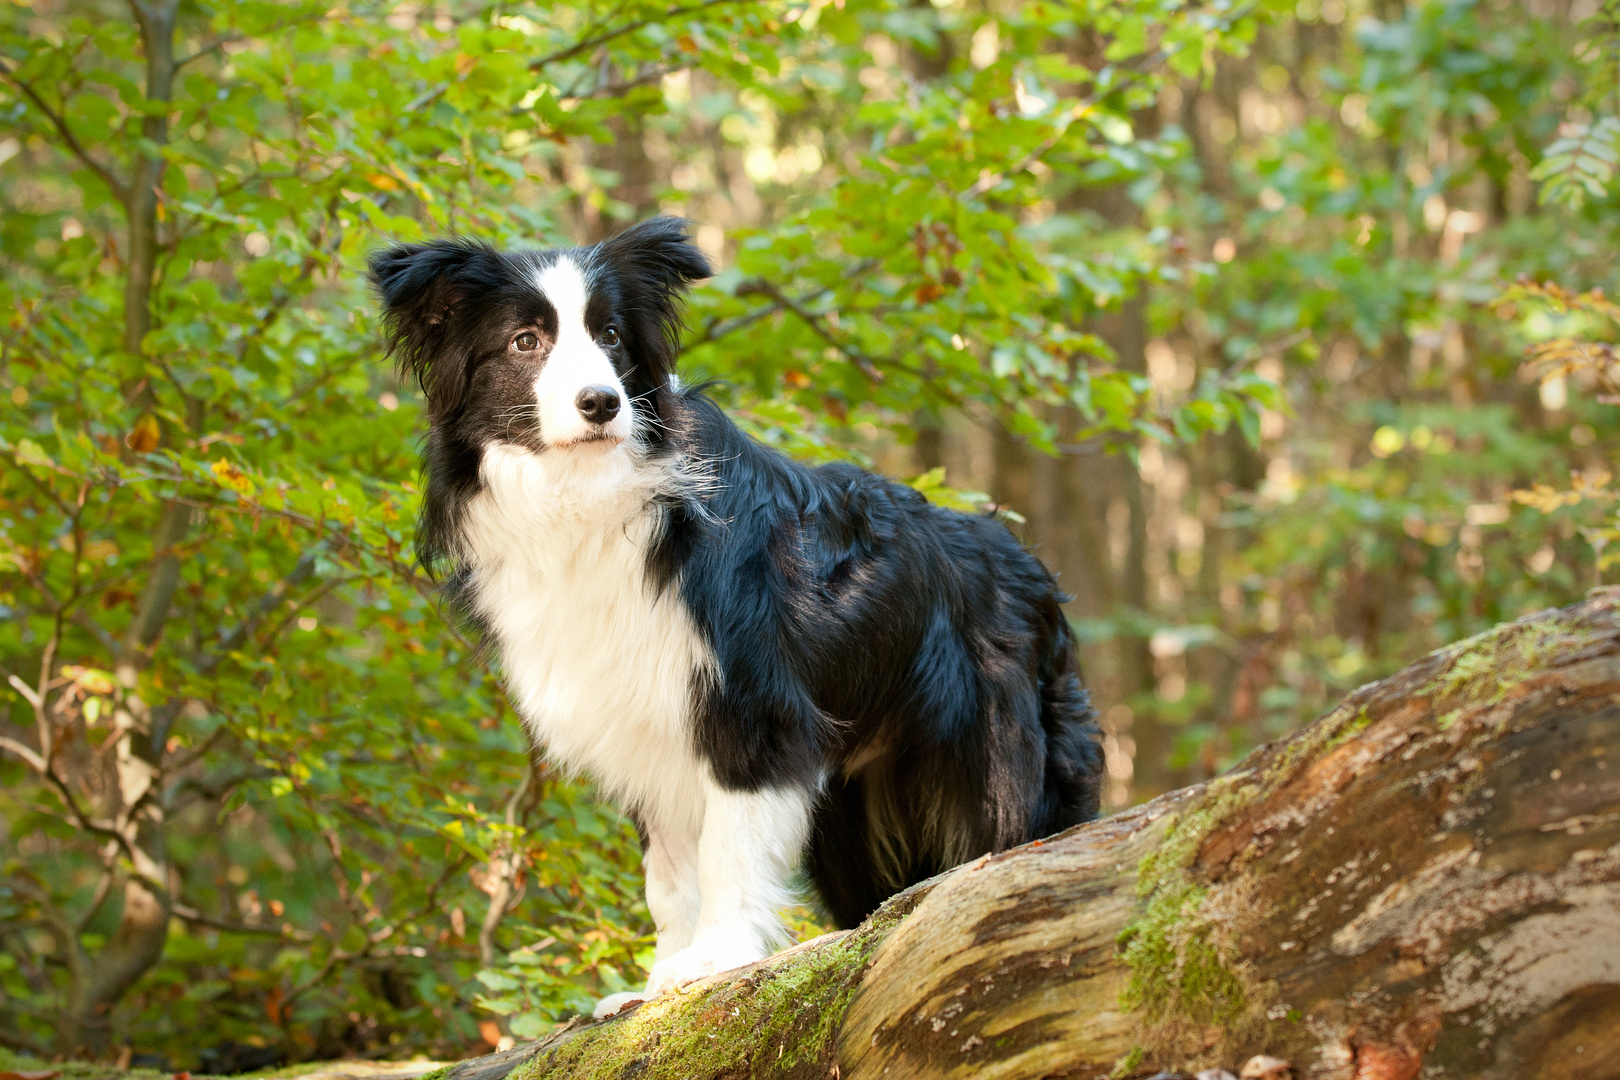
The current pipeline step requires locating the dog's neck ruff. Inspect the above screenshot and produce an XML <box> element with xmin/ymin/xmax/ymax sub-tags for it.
<box><xmin>458</xmin><ymin>441</ymin><xmax>713</xmax><ymax>834</ymax></box>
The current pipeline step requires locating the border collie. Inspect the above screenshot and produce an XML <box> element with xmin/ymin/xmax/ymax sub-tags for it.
<box><xmin>368</xmin><ymin>217</ymin><xmax>1103</xmax><ymax>1016</ymax></box>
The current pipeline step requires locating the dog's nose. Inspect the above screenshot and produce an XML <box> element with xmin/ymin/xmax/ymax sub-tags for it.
<box><xmin>575</xmin><ymin>385</ymin><xmax>622</xmax><ymax>425</ymax></box>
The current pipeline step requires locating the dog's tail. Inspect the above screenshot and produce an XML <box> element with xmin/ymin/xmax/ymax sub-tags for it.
<box><xmin>1033</xmin><ymin>598</ymin><xmax>1106</xmax><ymax>835</ymax></box>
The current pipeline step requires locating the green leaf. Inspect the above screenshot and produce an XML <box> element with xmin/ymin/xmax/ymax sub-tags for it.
<box><xmin>14</xmin><ymin>439</ymin><xmax>55</xmax><ymax>469</ymax></box>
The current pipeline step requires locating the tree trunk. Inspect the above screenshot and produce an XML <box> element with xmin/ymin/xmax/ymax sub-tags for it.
<box><xmin>440</xmin><ymin>589</ymin><xmax>1620</xmax><ymax>1080</ymax></box>
<box><xmin>64</xmin><ymin>0</ymin><xmax>183</xmax><ymax>1055</ymax></box>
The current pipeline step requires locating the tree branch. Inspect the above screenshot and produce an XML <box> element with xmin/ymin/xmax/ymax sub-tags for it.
<box><xmin>5</xmin><ymin>669</ymin><xmax>43</xmax><ymax>710</ymax></box>
<box><xmin>74</xmin><ymin>860</ymin><xmax>117</xmax><ymax>935</ymax></box>
<box><xmin>0</xmin><ymin>55</ymin><xmax>130</xmax><ymax>202</ymax></box>
<box><xmin>528</xmin><ymin>0</ymin><xmax>743</xmax><ymax>72</ymax></box>
<box><xmin>478</xmin><ymin>759</ymin><xmax>539</xmax><ymax>967</ymax></box>
<box><xmin>685</xmin><ymin>259</ymin><xmax>882</xmax><ymax>355</ymax></box>
<box><xmin>736</xmin><ymin>278</ymin><xmax>888</xmax><ymax>382</ymax></box>
<box><xmin>173</xmin><ymin>11</ymin><xmax>326</xmax><ymax>68</ymax></box>
<box><xmin>0</xmin><ymin>1020</ymin><xmax>50</xmax><ymax>1055</ymax></box>
<box><xmin>0</xmin><ymin>734</ymin><xmax>46</xmax><ymax>773</ymax></box>
<box><xmin>570</xmin><ymin>62</ymin><xmax>691</xmax><ymax>101</ymax></box>
<box><xmin>40</xmin><ymin>768</ymin><xmax>140</xmax><ymax>863</ymax></box>
<box><xmin>195</xmin><ymin>547</ymin><xmax>322</xmax><ymax>676</ymax></box>
<box><xmin>114</xmin><ymin>499</ymin><xmax>191</xmax><ymax>685</ymax></box>
<box><xmin>170</xmin><ymin>902</ymin><xmax>315</xmax><ymax>941</ymax></box>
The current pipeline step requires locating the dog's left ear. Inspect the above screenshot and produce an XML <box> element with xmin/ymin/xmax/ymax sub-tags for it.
<box><xmin>598</xmin><ymin>215</ymin><xmax>713</xmax><ymax>292</ymax></box>
<box><xmin>596</xmin><ymin>217</ymin><xmax>712</xmax><ymax>373</ymax></box>
<box><xmin>367</xmin><ymin>239</ymin><xmax>501</xmax><ymax>416</ymax></box>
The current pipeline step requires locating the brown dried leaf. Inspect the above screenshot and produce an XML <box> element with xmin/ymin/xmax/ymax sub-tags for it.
<box><xmin>126</xmin><ymin>413</ymin><xmax>161</xmax><ymax>453</ymax></box>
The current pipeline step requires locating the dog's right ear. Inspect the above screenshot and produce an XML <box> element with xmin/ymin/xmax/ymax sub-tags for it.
<box><xmin>367</xmin><ymin>239</ymin><xmax>495</xmax><ymax>411</ymax></box>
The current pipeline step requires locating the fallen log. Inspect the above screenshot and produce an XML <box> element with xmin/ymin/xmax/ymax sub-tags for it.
<box><xmin>438</xmin><ymin>589</ymin><xmax>1620</xmax><ymax>1080</ymax></box>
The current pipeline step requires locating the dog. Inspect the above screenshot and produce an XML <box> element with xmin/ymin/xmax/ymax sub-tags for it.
<box><xmin>368</xmin><ymin>217</ymin><xmax>1104</xmax><ymax>1016</ymax></box>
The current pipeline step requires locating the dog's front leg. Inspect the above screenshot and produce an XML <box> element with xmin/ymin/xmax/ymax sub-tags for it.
<box><xmin>644</xmin><ymin>826</ymin><xmax>701</xmax><ymax>962</ymax></box>
<box><xmin>592</xmin><ymin>824</ymin><xmax>702</xmax><ymax>1019</ymax></box>
<box><xmin>641</xmin><ymin>780</ymin><xmax>811</xmax><ymax>996</ymax></box>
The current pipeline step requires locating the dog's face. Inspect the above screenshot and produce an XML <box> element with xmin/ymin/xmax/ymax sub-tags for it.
<box><xmin>368</xmin><ymin>216</ymin><xmax>711</xmax><ymax>458</ymax></box>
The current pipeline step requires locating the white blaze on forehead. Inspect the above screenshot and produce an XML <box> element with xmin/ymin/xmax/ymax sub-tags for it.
<box><xmin>531</xmin><ymin>254</ymin><xmax>634</xmax><ymax>447</ymax></box>
<box><xmin>535</xmin><ymin>256</ymin><xmax>591</xmax><ymax>338</ymax></box>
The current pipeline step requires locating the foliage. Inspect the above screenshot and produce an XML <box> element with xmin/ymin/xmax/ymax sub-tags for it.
<box><xmin>0</xmin><ymin>0</ymin><xmax>1271</xmax><ymax>1063</ymax></box>
<box><xmin>1531</xmin><ymin>0</ymin><xmax>1620</xmax><ymax>209</ymax></box>
<box><xmin>1498</xmin><ymin>279</ymin><xmax>1620</xmax><ymax>568</ymax></box>
<box><xmin>1531</xmin><ymin>116</ymin><xmax>1620</xmax><ymax>210</ymax></box>
<box><xmin>0</xmin><ymin>0</ymin><xmax>1612</xmax><ymax>1065</ymax></box>
<box><xmin>1061</xmin><ymin>0</ymin><xmax>1616</xmax><ymax>792</ymax></box>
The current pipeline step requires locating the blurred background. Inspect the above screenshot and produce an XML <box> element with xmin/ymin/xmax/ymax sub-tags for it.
<box><xmin>2</xmin><ymin>0</ymin><xmax>1616</xmax><ymax>1067</ymax></box>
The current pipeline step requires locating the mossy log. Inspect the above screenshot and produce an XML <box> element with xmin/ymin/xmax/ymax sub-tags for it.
<box><xmin>444</xmin><ymin>590</ymin><xmax>1620</xmax><ymax>1080</ymax></box>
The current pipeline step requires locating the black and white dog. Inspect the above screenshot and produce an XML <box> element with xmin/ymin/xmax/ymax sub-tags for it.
<box><xmin>369</xmin><ymin>217</ymin><xmax>1103</xmax><ymax>1015</ymax></box>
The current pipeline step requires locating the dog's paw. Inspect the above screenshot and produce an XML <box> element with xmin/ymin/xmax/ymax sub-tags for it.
<box><xmin>644</xmin><ymin>939</ymin><xmax>762</xmax><ymax>996</ymax></box>
<box><xmin>591</xmin><ymin>990</ymin><xmax>647</xmax><ymax>1019</ymax></box>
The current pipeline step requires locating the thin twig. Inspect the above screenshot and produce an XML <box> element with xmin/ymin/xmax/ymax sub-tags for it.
<box><xmin>5</xmin><ymin>670</ymin><xmax>42</xmax><ymax>710</ymax></box>
<box><xmin>0</xmin><ymin>1023</ymin><xmax>49</xmax><ymax>1055</ymax></box>
<box><xmin>573</xmin><ymin>62</ymin><xmax>691</xmax><ymax>101</ymax></box>
<box><xmin>74</xmin><ymin>860</ymin><xmax>117</xmax><ymax>934</ymax></box>
<box><xmin>197</xmin><ymin>547</ymin><xmax>323</xmax><ymax>675</ymax></box>
<box><xmin>173</xmin><ymin>10</ymin><xmax>327</xmax><ymax>68</ymax></box>
<box><xmin>171</xmin><ymin>902</ymin><xmax>315</xmax><ymax>941</ymax></box>
<box><xmin>685</xmin><ymin>301</ymin><xmax>788</xmax><ymax>351</ymax></box>
<box><xmin>162</xmin><ymin>724</ymin><xmax>229</xmax><ymax>774</ymax></box>
<box><xmin>0</xmin><ymin>735</ymin><xmax>46</xmax><ymax>772</ymax></box>
<box><xmin>71</xmin><ymin>611</ymin><xmax>120</xmax><ymax>655</ymax></box>
<box><xmin>528</xmin><ymin>0</ymin><xmax>741</xmax><ymax>72</ymax></box>
<box><xmin>0</xmin><ymin>55</ymin><xmax>129</xmax><ymax>202</ymax></box>
<box><xmin>737</xmin><ymin>279</ymin><xmax>887</xmax><ymax>382</ymax></box>
<box><xmin>478</xmin><ymin>759</ymin><xmax>538</xmax><ymax>965</ymax></box>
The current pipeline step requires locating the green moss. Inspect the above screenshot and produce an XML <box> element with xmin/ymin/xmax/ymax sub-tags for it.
<box><xmin>508</xmin><ymin>936</ymin><xmax>859</xmax><ymax>1079</ymax></box>
<box><xmin>1135</xmin><ymin>770</ymin><xmax>1264</xmax><ymax>899</ymax></box>
<box><xmin>1257</xmin><ymin>702</ymin><xmax>1372</xmax><ymax>793</ymax></box>
<box><xmin>0</xmin><ymin>1051</ymin><xmax>172</xmax><ymax>1080</ymax></box>
<box><xmin>1117</xmin><ymin>691</ymin><xmax>1383</xmax><ymax>1035</ymax></box>
<box><xmin>408</xmin><ymin>1066</ymin><xmax>454</xmax><ymax>1080</ymax></box>
<box><xmin>1425</xmin><ymin>627</ymin><xmax>1527</xmax><ymax>730</ymax></box>
<box><xmin>1109</xmin><ymin>1045</ymin><xmax>1145</xmax><ymax>1078</ymax></box>
<box><xmin>1117</xmin><ymin>880</ymin><xmax>1246</xmax><ymax>1028</ymax></box>
<box><xmin>236</xmin><ymin>1063</ymin><xmax>366</xmax><ymax>1080</ymax></box>
<box><xmin>1117</xmin><ymin>740</ymin><xmax>1292</xmax><ymax>1040</ymax></box>
<box><xmin>506</xmin><ymin>885</ymin><xmax>929</xmax><ymax>1080</ymax></box>
<box><xmin>1419</xmin><ymin>603</ymin><xmax>1600</xmax><ymax>728</ymax></box>
<box><xmin>1111</xmin><ymin>595</ymin><xmax>1618</xmax><ymax>1065</ymax></box>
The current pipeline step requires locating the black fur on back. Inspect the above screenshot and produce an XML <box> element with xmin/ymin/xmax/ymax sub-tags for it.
<box><xmin>650</xmin><ymin>394</ymin><xmax>1103</xmax><ymax>927</ymax></box>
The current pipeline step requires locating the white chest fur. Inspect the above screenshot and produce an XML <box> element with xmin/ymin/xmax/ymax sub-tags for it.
<box><xmin>460</xmin><ymin>443</ymin><xmax>713</xmax><ymax>835</ymax></box>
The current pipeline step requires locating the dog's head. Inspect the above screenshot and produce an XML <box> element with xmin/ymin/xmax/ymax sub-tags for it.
<box><xmin>368</xmin><ymin>216</ymin><xmax>711</xmax><ymax>455</ymax></box>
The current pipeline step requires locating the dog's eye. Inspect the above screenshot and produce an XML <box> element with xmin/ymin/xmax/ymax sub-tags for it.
<box><xmin>513</xmin><ymin>332</ymin><xmax>539</xmax><ymax>352</ymax></box>
<box><xmin>601</xmin><ymin>326</ymin><xmax>620</xmax><ymax>347</ymax></box>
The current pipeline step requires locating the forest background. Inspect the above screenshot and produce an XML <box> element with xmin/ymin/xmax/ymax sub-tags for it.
<box><xmin>2</xmin><ymin>0</ymin><xmax>1616</xmax><ymax>1067</ymax></box>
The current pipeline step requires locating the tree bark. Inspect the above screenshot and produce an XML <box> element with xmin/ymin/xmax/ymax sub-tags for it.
<box><xmin>440</xmin><ymin>589</ymin><xmax>1620</xmax><ymax>1080</ymax></box>
<box><xmin>62</xmin><ymin>0</ymin><xmax>184</xmax><ymax>1055</ymax></box>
